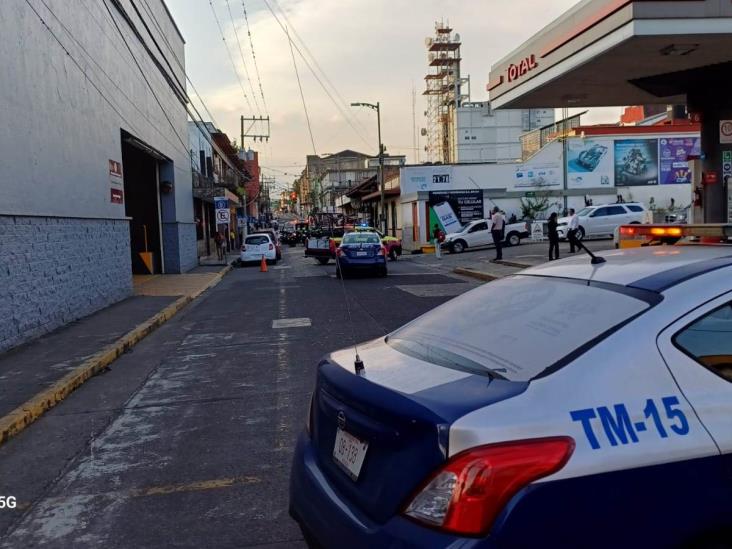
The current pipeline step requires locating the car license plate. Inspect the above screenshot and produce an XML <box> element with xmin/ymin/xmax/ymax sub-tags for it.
<box><xmin>356</xmin><ymin>251</ymin><xmax>367</xmax><ymax>257</ymax></box>
<box><xmin>333</xmin><ymin>428</ymin><xmax>368</xmax><ymax>480</ymax></box>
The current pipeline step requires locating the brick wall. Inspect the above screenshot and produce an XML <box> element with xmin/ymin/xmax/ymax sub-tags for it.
<box><xmin>0</xmin><ymin>216</ymin><xmax>132</xmax><ymax>353</ymax></box>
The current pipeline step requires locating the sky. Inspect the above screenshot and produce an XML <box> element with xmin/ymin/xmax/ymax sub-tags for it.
<box><xmin>165</xmin><ymin>0</ymin><xmax>622</xmax><ymax>190</ymax></box>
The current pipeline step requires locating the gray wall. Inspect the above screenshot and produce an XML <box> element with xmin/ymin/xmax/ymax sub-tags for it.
<box><xmin>0</xmin><ymin>1</ymin><xmax>195</xmax><ymax>351</ymax></box>
<box><xmin>0</xmin><ymin>0</ymin><xmax>193</xmax><ymax>222</ymax></box>
<box><xmin>0</xmin><ymin>216</ymin><xmax>132</xmax><ymax>353</ymax></box>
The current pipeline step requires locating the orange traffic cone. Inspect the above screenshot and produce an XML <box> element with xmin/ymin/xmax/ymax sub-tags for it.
<box><xmin>260</xmin><ymin>255</ymin><xmax>268</xmax><ymax>272</ymax></box>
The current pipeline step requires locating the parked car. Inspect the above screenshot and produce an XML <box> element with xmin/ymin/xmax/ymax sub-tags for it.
<box><xmin>443</xmin><ymin>218</ymin><xmax>529</xmax><ymax>254</ymax></box>
<box><xmin>335</xmin><ymin>232</ymin><xmax>387</xmax><ymax>278</ymax></box>
<box><xmin>290</xmin><ymin>229</ymin><xmax>732</xmax><ymax>548</ymax></box>
<box><xmin>557</xmin><ymin>203</ymin><xmax>647</xmax><ymax>241</ymax></box>
<box><xmin>252</xmin><ymin>229</ymin><xmax>281</xmax><ymax>260</ymax></box>
<box><xmin>240</xmin><ymin>233</ymin><xmax>277</xmax><ymax>264</ymax></box>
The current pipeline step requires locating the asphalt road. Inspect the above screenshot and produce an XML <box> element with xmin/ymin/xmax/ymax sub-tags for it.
<box><xmin>0</xmin><ymin>246</ymin><xmax>482</xmax><ymax>548</ymax></box>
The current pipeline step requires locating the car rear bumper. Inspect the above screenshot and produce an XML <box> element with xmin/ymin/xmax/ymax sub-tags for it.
<box><xmin>338</xmin><ymin>257</ymin><xmax>386</xmax><ymax>269</ymax></box>
<box><xmin>240</xmin><ymin>251</ymin><xmax>276</xmax><ymax>262</ymax></box>
<box><xmin>289</xmin><ymin>432</ymin><xmax>484</xmax><ymax>549</ymax></box>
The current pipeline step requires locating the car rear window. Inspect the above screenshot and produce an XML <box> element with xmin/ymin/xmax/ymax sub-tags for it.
<box><xmin>245</xmin><ymin>235</ymin><xmax>269</xmax><ymax>245</ymax></box>
<box><xmin>343</xmin><ymin>233</ymin><xmax>380</xmax><ymax>244</ymax></box>
<box><xmin>388</xmin><ymin>276</ymin><xmax>651</xmax><ymax>381</ymax></box>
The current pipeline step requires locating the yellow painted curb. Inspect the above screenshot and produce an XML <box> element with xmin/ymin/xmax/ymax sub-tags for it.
<box><xmin>452</xmin><ymin>267</ymin><xmax>499</xmax><ymax>282</ymax></box>
<box><xmin>0</xmin><ymin>264</ymin><xmax>233</xmax><ymax>448</ymax></box>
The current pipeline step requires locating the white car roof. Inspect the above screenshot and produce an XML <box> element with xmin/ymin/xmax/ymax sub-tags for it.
<box><xmin>523</xmin><ymin>245</ymin><xmax>732</xmax><ymax>290</ymax></box>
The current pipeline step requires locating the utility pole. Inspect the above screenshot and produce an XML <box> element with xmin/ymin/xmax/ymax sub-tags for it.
<box><xmin>350</xmin><ymin>101</ymin><xmax>386</xmax><ymax>234</ymax></box>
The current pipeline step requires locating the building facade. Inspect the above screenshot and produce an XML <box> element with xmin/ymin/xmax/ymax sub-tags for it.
<box><xmin>1</xmin><ymin>0</ymin><xmax>196</xmax><ymax>352</ymax></box>
<box><xmin>456</xmin><ymin>102</ymin><xmax>554</xmax><ymax>163</ymax></box>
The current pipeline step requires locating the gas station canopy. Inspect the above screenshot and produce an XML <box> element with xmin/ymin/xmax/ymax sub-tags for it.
<box><xmin>488</xmin><ymin>0</ymin><xmax>732</xmax><ymax>109</ymax></box>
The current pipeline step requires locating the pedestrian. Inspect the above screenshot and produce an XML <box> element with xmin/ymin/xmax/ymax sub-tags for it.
<box><xmin>490</xmin><ymin>207</ymin><xmax>505</xmax><ymax>261</ymax></box>
<box><xmin>229</xmin><ymin>228</ymin><xmax>236</xmax><ymax>252</ymax></box>
<box><xmin>214</xmin><ymin>231</ymin><xmax>225</xmax><ymax>261</ymax></box>
<box><xmin>547</xmin><ymin>212</ymin><xmax>560</xmax><ymax>261</ymax></box>
<box><xmin>567</xmin><ymin>208</ymin><xmax>580</xmax><ymax>253</ymax></box>
<box><xmin>432</xmin><ymin>223</ymin><xmax>444</xmax><ymax>259</ymax></box>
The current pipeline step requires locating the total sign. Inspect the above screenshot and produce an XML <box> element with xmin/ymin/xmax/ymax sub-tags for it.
<box><xmin>507</xmin><ymin>54</ymin><xmax>538</xmax><ymax>82</ymax></box>
<box><xmin>214</xmin><ymin>196</ymin><xmax>230</xmax><ymax>224</ymax></box>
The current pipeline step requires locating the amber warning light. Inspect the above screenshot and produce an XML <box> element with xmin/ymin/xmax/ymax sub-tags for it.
<box><xmin>618</xmin><ymin>224</ymin><xmax>732</xmax><ymax>248</ymax></box>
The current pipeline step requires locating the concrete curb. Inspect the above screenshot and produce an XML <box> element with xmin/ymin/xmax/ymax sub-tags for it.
<box><xmin>453</xmin><ymin>267</ymin><xmax>500</xmax><ymax>282</ymax></box>
<box><xmin>0</xmin><ymin>264</ymin><xmax>233</xmax><ymax>448</ymax></box>
<box><xmin>493</xmin><ymin>259</ymin><xmax>533</xmax><ymax>269</ymax></box>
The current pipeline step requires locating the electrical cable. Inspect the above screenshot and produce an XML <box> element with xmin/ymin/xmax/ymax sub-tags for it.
<box><xmin>209</xmin><ymin>0</ymin><xmax>255</xmax><ymax>116</ymax></box>
<box><xmin>262</xmin><ymin>0</ymin><xmax>371</xmax><ymax>149</ymax></box>
<box><xmin>225</xmin><ymin>0</ymin><xmax>261</xmax><ymax>115</ymax></box>
<box><xmin>241</xmin><ymin>1</ymin><xmax>268</xmax><ymax>114</ymax></box>
<box><xmin>286</xmin><ymin>25</ymin><xmax>316</xmax><ymax>156</ymax></box>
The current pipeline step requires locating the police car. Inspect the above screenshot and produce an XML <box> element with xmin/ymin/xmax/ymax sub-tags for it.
<box><xmin>289</xmin><ymin>225</ymin><xmax>732</xmax><ymax>548</ymax></box>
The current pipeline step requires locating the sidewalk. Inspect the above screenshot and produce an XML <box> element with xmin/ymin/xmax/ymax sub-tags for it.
<box><xmin>0</xmin><ymin>265</ymin><xmax>231</xmax><ymax>447</ymax></box>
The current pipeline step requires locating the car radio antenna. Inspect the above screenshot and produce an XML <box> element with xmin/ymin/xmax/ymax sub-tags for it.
<box><xmin>574</xmin><ymin>238</ymin><xmax>606</xmax><ymax>265</ymax></box>
<box><xmin>334</xmin><ymin>251</ymin><xmax>365</xmax><ymax>375</ymax></box>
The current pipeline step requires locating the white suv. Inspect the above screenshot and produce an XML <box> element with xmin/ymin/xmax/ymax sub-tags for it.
<box><xmin>557</xmin><ymin>203</ymin><xmax>648</xmax><ymax>240</ymax></box>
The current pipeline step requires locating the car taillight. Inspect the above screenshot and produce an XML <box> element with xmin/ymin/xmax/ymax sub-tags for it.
<box><xmin>377</xmin><ymin>246</ymin><xmax>386</xmax><ymax>256</ymax></box>
<box><xmin>269</xmin><ymin>243</ymin><xmax>274</xmax><ymax>250</ymax></box>
<box><xmin>403</xmin><ymin>437</ymin><xmax>574</xmax><ymax>536</ymax></box>
<box><xmin>329</xmin><ymin>239</ymin><xmax>336</xmax><ymax>253</ymax></box>
<box><xmin>336</xmin><ymin>247</ymin><xmax>343</xmax><ymax>257</ymax></box>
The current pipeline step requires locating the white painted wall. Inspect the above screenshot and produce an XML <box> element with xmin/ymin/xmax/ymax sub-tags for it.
<box><xmin>0</xmin><ymin>0</ymin><xmax>192</xmax><ymax>222</ymax></box>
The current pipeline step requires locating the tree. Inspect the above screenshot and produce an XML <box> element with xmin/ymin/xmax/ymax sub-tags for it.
<box><xmin>519</xmin><ymin>183</ymin><xmax>562</xmax><ymax>220</ymax></box>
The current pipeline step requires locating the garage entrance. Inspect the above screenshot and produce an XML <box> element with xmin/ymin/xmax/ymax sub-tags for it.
<box><xmin>121</xmin><ymin>131</ymin><xmax>163</xmax><ymax>274</ymax></box>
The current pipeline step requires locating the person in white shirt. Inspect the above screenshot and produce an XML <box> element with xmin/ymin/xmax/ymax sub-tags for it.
<box><xmin>567</xmin><ymin>208</ymin><xmax>580</xmax><ymax>253</ymax></box>
<box><xmin>490</xmin><ymin>207</ymin><xmax>505</xmax><ymax>261</ymax></box>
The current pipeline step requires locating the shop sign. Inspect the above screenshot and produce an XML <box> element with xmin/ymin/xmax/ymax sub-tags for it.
<box><xmin>507</xmin><ymin>55</ymin><xmax>538</xmax><ymax>82</ymax></box>
<box><xmin>109</xmin><ymin>159</ymin><xmax>123</xmax><ymax>186</ymax></box>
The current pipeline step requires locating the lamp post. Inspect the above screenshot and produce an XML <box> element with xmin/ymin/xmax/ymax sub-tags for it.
<box><xmin>351</xmin><ymin>102</ymin><xmax>385</xmax><ymax>233</ymax></box>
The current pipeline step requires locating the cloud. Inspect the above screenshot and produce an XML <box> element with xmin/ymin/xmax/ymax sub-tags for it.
<box><xmin>168</xmin><ymin>0</ymin><xmax>622</xmax><ymax>184</ymax></box>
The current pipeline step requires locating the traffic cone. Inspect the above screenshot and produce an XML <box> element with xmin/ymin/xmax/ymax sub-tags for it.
<box><xmin>260</xmin><ymin>255</ymin><xmax>268</xmax><ymax>272</ymax></box>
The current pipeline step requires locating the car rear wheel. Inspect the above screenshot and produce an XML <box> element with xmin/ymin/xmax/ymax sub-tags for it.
<box><xmin>506</xmin><ymin>232</ymin><xmax>521</xmax><ymax>247</ymax></box>
<box><xmin>451</xmin><ymin>240</ymin><xmax>466</xmax><ymax>253</ymax></box>
<box><xmin>316</xmin><ymin>257</ymin><xmax>329</xmax><ymax>265</ymax></box>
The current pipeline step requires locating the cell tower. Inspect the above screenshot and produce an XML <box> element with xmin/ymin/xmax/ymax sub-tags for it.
<box><xmin>423</xmin><ymin>21</ymin><xmax>468</xmax><ymax>164</ymax></box>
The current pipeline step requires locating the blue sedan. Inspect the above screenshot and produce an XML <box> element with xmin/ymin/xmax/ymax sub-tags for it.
<box><xmin>335</xmin><ymin>232</ymin><xmax>387</xmax><ymax>278</ymax></box>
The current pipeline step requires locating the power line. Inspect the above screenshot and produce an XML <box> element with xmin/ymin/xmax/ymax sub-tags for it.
<box><xmin>241</xmin><ymin>1</ymin><xmax>268</xmax><ymax>114</ymax></box>
<box><xmin>286</xmin><ymin>25</ymin><xmax>316</xmax><ymax>156</ymax></box>
<box><xmin>209</xmin><ymin>0</ymin><xmax>254</xmax><ymax>116</ymax></box>
<box><xmin>270</xmin><ymin>0</ymin><xmax>370</xmax><ymax>139</ymax></box>
<box><xmin>225</xmin><ymin>0</ymin><xmax>261</xmax><ymax>115</ymax></box>
<box><xmin>261</xmin><ymin>0</ymin><xmax>371</xmax><ymax>150</ymax></box>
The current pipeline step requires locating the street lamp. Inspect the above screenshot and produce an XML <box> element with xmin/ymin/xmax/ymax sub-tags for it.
<box><xmin>351</xmin><ymin>101</ymin><xmax>385</xmax><ymax>234</ymax></box>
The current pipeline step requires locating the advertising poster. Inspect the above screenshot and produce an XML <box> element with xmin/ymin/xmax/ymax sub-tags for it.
<box><xmin>566</xmin><ymin>138</ymin><xmax>613</xmax><ymax>189</ymax></box>
<box><xmin>513</xmin><ymin>161</ymin><xmax>561</xmax><ymax>189</ymax></box>
<box><xmin>659</xmin><ymin>137</ymin><xmax>700</xmax><ymax>184</ymax></box>
<box><xmin>614</xmin><ymin>139</ymin><xmax>659</xmax><ymax>186</ymax></box>
<box><xmin>428</xmin><ymin>190</ymin><xmax>484</xmax><ymax>234</ymax></box>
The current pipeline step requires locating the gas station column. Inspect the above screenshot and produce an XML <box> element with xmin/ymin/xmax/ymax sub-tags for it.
<box><xmin>689</xmin><ymin>89</ymin><xmax>732</xmax><ymax>223</ymax></box>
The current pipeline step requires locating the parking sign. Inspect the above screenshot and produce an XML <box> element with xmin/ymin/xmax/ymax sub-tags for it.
<box><xmin>214</xmin><ymin>196</ymin><xmax>229</xmax><ymax>225</ymax></box>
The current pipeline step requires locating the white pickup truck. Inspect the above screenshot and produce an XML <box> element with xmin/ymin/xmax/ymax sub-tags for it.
<box><xmin>442</xmin><ymin>218</ymin><xmax>529</xmax><ymax>254</ymax></box>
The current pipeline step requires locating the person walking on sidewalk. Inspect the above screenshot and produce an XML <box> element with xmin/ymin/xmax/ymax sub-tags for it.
<box><xmin>490</xmin><ymin>207</ymin><xmax>505</xmax><ymax>261</ymax></box>
<box><xmin>433</xmin><ymin>223</ymin><xmax>444</xmax><ymax>259</ymax></box>
<box><xmin>214</xmin><ymin>231</ymin><xmax>225</xmax><ymax>261</ymax></box>
<box><xmin>567</xmin><ymin>208</ymin><xmax>580</xmax><ymax>253</ymax></box>
<box><xmin>547</xmin><ymin>212</ymin><xmax>560</xmax><ymax>261</ymax></box>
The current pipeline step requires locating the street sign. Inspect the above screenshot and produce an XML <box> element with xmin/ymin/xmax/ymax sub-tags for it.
<box><xmin>524</xmin><ymin>191</ymin><xmax>536</xmax><ymax>198</ymax></box>
<box><xmin>216</xmin><ymin>209</ymin><xmax>230</xmax><ymax>223</ymax></box>
<box><xmin>214</xmin><ymin>196</ymin><xmax>229</xmax><ymax>225</ymax></box>
<box><xmin>723</xmin><ymin>150</ymin><xmax>732</xmax><ymax>162</ymax></box>
<box><xmin>720</xmin><ymin>120</ymin><xmax>732</xmax><ymax>144</ymax></box>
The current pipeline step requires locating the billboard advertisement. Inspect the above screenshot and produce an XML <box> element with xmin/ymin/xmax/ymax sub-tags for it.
<box><xmin>428</xmin><ymin>190</ymin><xmax>484</xmax><ymax>234</ymax></box>
<box><xmin>513</xmin><ymin>161</ymin><xmax>561</xmax><ymax>189</ymax></box>
<box><xmin>614</xmin><ymin>139</ymin><xmax>659</xmax><ymax>186</ymax></box>
<box><xmin>659</xmin><ymin>137</ymin><xmax>701</xmax><ymax>184</ymax></box>
<box><xmin>566</xmin><ymin>138</ymin><xmax>613</xmax><ymax>189</ymax></box>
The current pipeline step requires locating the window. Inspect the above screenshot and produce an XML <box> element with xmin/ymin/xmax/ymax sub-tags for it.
<box><xmin>590</xmin><ymin>207</ymin><xmax>609</xmax><ymax>217</ymax></box>
<box><xmin>469</xmin><ymin>222</ymin><xmax>488</xmax><ymax>233</ymax></box>
<box><xmin>626</xmin><ymin>205</ymin><xmax>644</xmax><ymax>212</ymax></box>
<box><xmin>674</xmin><ymin>302</ymin><xmax>732</xmax><ymax>382</ymax></box>
<box><xmin>606</xmin><ymin>206</ymin><xmax>627</xmax><ymax>216</ymax></box>
<box><xmin>388</xmin><ymin>276</ymin><xmax>652</xmax><ymax>381</ymax></box>
<box><xmin>245</xmin><ymin>235</ymin><xmax>270</xmax><ymax>246</ymax></box>
<box><xmin>343</xmin><ymin>233</ymin><xmax>380</xmax><ymax>244</ymax></box>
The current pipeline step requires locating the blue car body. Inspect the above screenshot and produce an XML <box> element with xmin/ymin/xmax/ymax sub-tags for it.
<box><xmin>336</xmin><ymin>233</ymin><xmax>387</xmax><ymax>276</ymax></box>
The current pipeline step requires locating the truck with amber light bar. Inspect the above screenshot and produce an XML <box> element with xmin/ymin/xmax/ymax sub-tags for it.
<box><xmin>617</xmin><ymin>224</ymin><xmax>732</xmax><ymax>248</ymax></box>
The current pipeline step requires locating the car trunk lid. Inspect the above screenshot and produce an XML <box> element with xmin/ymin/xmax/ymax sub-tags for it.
<box><xmin>311</xmin><ymin>339</ymin><xmax>527</xmax><ymax>524</ymax></box>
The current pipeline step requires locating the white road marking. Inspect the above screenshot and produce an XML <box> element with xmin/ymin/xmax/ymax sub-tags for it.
<box><xmin>272</xmin><ymin>318</ymin><xmax>312</xmax><ymax>329</ymax></box>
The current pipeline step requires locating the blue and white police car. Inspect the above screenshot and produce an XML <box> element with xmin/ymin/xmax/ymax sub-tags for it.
<box><xmin>289</xmin><ymin>225</ymin><xmax>732</xmax><ymax>549</ymax></box>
